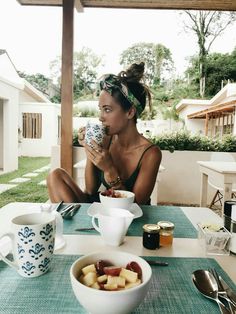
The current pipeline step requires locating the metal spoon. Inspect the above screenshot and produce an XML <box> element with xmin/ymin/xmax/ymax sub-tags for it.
<box><xmin>192</xmin><ymin>269</ymin><xmax>231</xmax><ymax>314</ymax></box>
<box><xmin>209</xmin><ymin>268</ymin><xmax>236</xmax><ymax>313</ymax></box>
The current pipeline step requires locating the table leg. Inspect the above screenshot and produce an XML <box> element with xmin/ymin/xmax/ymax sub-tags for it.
<box><xmin>200</xmin><ymin>173</ymin><xmax>208</xmax><ymax>207</ymax></box>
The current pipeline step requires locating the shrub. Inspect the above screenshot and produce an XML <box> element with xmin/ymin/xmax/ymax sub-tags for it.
<box><xmin>72</xmin><ymin>129</ymin><xmax>236</xmax><ymax>152</ymax></box>
<box><xmin>149</xmin><ymin>131</ymin><xmax>236</xmax><ymax>153</ymax></box>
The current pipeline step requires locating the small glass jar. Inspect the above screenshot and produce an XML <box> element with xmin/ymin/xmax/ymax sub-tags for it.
<box><xmin>157</xmin><ymin>221</ymin><xmax>175</xmax><ymax>246</ymax></box>
<box><xmin>142</xmin><ymin>224</ymin><xmax>160</xmax><ymax>250</ymax></box>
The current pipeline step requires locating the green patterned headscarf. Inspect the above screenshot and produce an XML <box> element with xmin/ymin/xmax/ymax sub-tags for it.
<box><xmin>99</xmin><ymin>74</ymin><xmax>143</xmax><ymax>116</ymax></box>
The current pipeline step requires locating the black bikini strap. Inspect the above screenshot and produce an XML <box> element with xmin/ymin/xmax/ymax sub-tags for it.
<box><xmin>137</xmin><ymin>144</ymin><xmax>155</xmax><ymax>168</ymax></box>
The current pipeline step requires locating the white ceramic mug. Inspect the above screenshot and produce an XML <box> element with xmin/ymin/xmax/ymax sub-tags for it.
<box><xmin>85</xmin><ymin>121</ymin><xmax>106</xmax><ymax>147</ymax></box>
<box><xmin>92</xmin><ymin>208</ymin><xmax>134</xmax><ymax>246</ymax></box>
<box><xmin>0</xmin><ymin>212</ymin><xmax>56</xmax><ymax>278</ymax></box>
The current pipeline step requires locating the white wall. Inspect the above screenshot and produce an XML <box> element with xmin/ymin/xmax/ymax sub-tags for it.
<box><xmin>179</xmin><ymin>106</ymin><xmax>206</xmax><ymax>134</ymax></box>
<box><xmin>19</xmin><ymin>102</ymin><xmax>61</xmax><ymax>157</ymax></box>
<box><xmin>50</xmin><ymin>145</ymin><xmax>236</xmax><ymax>206</ymax></box>
<box><xmin>0</xmin><ymin>99</ymin><xmax>3</xmax><ymax>169</ymax></box>
<box><xmin>19</xmin><ymin>90</ymin><xmax>40</xmax><ymax>102</ymax></box>
<box><xmin>157</xmin><ymin>150</ymin><xmax>236</xmax><ymax>205</ymax></box>
<box><xmin>0</xmin><ymin>79</ymin><xmax>21</xmax><ymax>172</ymax></box>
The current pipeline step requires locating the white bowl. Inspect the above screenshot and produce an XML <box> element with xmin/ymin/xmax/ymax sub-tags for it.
<box><xmin>99</xmin><ymin>190</ymin><xmax>135</xmax><ymax>210</ymax></box>
<box><xmin>70</xmin><ymin>251</ymin><xmax>152</xmax><ymax>314</ymax></box>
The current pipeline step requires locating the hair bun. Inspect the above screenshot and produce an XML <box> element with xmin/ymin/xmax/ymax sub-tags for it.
<box><xmin>118</xmin><ymin>62</ymin><xmax>145</xmax><ymax>83</ymax></box>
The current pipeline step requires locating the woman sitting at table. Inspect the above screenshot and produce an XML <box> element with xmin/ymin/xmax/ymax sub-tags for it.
<box><xmin>47</xmin><ymin>62</ymin><xmax>162</xmax><ymax>205</ymax></box>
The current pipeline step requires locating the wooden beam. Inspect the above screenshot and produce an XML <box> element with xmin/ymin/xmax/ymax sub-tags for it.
<box><xmin>205</xmin><ymin>113</ymin><xmax>209</xmax><ymax>136</ymax></box>
<box><xmin>60</xmin><ymin>0</ymin><xmax>74</xmax><ymax>175</ymax></box>
<box><xmin>75</xmin><ymin>0</ymin><xmax>83</xmax><ymax>11</ymax></box>
<box><xmin>81</xmin><ymin>0</ymin><xmax>236</xmax><ymax>11</ymax></box>
<box><xmin>187</xmin><ymin>101</ymin><xmax>236</xmax><ymax>119</ymax></box>
<box><xmin>17</xmin><ymin>0</ymin><xmax>236</xmax><ymax>11</ymax></box>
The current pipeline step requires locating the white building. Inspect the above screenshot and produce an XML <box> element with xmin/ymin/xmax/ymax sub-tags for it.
<box><xmin>0</xmin><ymin>50</ymin><xmax>60</xmax><ymax>174</ymax></box>
<box><xmin>176</xmin><ymin>83</ymin><xmax>236</xmax><ymax>137</ymax></box>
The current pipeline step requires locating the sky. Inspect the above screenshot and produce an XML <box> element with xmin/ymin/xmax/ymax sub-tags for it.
<box><xmin>1</xmin><ymin>0</ymin><xmax>236</xmax><ymax>79</ymax></box>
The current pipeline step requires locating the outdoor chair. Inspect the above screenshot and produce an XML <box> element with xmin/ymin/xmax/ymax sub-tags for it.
<box><xmin>208</xmin><ymin>152</ymin><xmax>236</xmax><ymax>209</ymax></box>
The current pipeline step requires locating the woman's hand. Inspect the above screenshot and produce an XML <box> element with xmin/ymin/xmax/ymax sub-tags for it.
<box><xmin>85</xmin><ymin>140</ymin><xmax>113</xmax><ymax>173</ymax></box>
<box><xmin>78</xmin><ymin>127</ymin><xmax>86</xmax><ymax>146</ymax></box>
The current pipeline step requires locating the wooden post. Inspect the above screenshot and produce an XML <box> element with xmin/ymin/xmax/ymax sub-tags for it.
<box><xmin>60</xmin><ymin>0</ymin><xmax>74</xmax><ymax>175</ymax></box>
<box><xmin>205</xmin><ymin>113</ymin><xmax>209</xmax><ymax>136</ymax></box>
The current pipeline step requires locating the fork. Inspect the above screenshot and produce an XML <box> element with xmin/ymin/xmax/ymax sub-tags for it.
<box><xmin>209</xmin><ymin>268</ymin><xmax>236</xmax><ymax>313</ymax></box>
<box><xmin>61</xmin><ymin>204</ymin><xmax>81</xmax><ymax>219</ymax></box>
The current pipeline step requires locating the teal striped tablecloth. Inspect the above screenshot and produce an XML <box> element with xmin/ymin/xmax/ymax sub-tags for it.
<box><xmin>63</xmin><ymin>204</ymin><xmax>197</xmax><ymax>238</ymax></box>
<box><xmin>1</xmin><ymin>254</ymin><xmax>235</xmax><ymax>313</ymax></box>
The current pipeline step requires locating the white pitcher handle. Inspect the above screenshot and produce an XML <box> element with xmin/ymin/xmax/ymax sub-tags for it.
<box><xmin>91</xmin><ymin>216</ymin><xmax>100</xmax><ymax>233</ymax></box>
<box><xmin>0</xmin><ymin>233</ymin><xmax>18</xmax><ymax>270</ymax></box>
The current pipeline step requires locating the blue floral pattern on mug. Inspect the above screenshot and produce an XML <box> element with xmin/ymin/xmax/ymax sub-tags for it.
<box><xmin>48</xmin><ymin>242</ymin><xmax>54</xmax><ymax>254</ymax></box>
<box><xmin>39</xmin><ymin>257</ymin><xmax>51</xmax><ymax>273</ymax></box>
<box><xmin>17</xmin><ymin>243</ymin><xmax>25</xmax><ymax>259</ymax></box>
<box><xmin>18</xmin><ymin>227</ymin><xmax>35</xmax><ymax>244</ymax></box>
<box><xmin>22</xmin><ymin>261</ymin><xmax>36</xmax><ymax>276</ymax></box>
<box><xmin>40</xmin><ymin>224</ymin><xmax>53</xmax><ymax>241</ymax></box>
<box><xmin>29</xmin><ymin>243</ymin><xmax>45</xmax><ymax>260</ymax></box>
<box><xmin>85</xmin><ymin>122</ymin><xmax>106</xmax><ymax>147</ymax></box>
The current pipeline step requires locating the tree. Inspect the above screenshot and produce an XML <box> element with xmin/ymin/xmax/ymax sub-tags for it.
<box><xmin>119</xmin><ymin>42</ymin><xmax>173</xmax><ymax>85</ymax></box>
<box><xmin>186</xmin><ymin>48</ymin><xmax>236</xmax><ymax>96</ymax></box>
<box><xmin>183</xmin><ymin>10</ymin><xmax>236</xmax><ymax>97</ymax></box>
<box><xmin>205</xmin><ymin>49</ymin><xmax>236</xmax><ymax>96</ymax></box>
<box><xmin>18</xmin><ymin>72</ymin><xmax>61</xmax><ymax>103</ymax></box>
<box><xmin>50</xmin><ymin>47</ymin><xmax>103</xmax><ymax>101</ymax></box>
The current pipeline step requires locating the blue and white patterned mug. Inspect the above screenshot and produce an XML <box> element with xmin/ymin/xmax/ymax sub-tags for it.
<box><xmin>0</xmin><ymin>212</ymin><xmax>56</xmax><ymax>278</ymax></box>
<box><xmin>85</xmin><ymin>121</ymin><xmax>106</xmax><ymax>147</ymax></box>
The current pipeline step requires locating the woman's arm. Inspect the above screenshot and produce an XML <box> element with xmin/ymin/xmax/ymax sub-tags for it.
<box><xmin>84</xmin><ymin>144</ymin><xmax>103</xmax><ymax>195</ymax></box>
<box><xmin>84</xmin><ymin>158</ymin><xmax>101</xmax><ymax>195</ymax></box>
<box><xmin>132</xmin><ymin>146</ymin><xmax>162</xmax><ymax>204</ymax></box>
<box><xmin>85</xmin><ymin>140</ymin><xmax>124</xmax><ymax>190</ymax></box>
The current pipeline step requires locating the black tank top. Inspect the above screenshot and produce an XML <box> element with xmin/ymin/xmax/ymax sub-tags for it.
<box><xmin>101</xmin><ymin>144</ymin><xmax>155</xmax><ymax>191</ymax></box>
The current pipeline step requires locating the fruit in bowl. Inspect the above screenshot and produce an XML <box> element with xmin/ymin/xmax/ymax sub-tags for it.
<box><xmin>99</xmin><ymin>189</ymin><xmax>135</xmax><ymax>210</ymax></box>
<box><xmin>70</xmin><ymin>251</ymin><xmax>152</xmax><ymax>314</ymax></box>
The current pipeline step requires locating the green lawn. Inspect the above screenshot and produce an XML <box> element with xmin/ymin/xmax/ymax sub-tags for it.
<box><xmin>0</xmin><ymin>157</ymin><xmax>50</xmax><ymax>208</ymax></box>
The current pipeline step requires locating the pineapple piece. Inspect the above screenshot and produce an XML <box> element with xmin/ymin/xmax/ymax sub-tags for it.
<box><xmin>125</xmin><ymin>279</ymin><xmax>141</xmax><ymax>289</ymax></box>
<box><xmin>82</xmin><ymin>272</ymin><xmax>97</xmax><ymax>287</ymax></box>
<box><xmin>81</xmin><ymin>264</ymin><xmax>96</xmax><ymax>275</ymax></box>
<box><xmin>119</xmin><ymin>268</ymin><xmax>138</xmax><ymax>283</ymax></box>
<box><xmin>97</xmin><ymin>274</ymin><xmax>108</xmax><ymax>283</ymax></box>
<box><xmin>104</xmin><ymin>283</ymin><xmax>118</xmax><ymax>290</ymax></box>
<box><xmin>91</xmin><ymin>282</ymin><xmax>100</xmax><ymax>290</ymax></box>
<box><xmin>107</xmin><ymin>275</ymin><xmax>125</xmax><ymax>288</ymax></box>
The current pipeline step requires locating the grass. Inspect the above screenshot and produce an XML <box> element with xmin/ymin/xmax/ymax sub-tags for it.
<box><xmin>0</xmin><ymin>157</ymin><xmax>50</xmax><ymax>208</ymax></box>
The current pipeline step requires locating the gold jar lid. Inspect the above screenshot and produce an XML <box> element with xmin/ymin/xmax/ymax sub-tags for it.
<box><xmin>157</xmin><ymin>221</ymin><xmax>175</xmax><ymax>230</ymax></box>
<box><xmin>143</xmin><ymin>224</ymin><xmax>160</xmax><ymax>233</ymax></box>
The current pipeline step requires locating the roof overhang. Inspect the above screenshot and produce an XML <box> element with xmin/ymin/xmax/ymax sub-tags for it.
<box><xmin>188</xmin><ymin>97</ymin><xmax>236</xmax><ymax>119</ymax></box>
<box><xmin>23</xmin><ymin>80</ymin><xmax>52</xmax><ymax>103</ymax></box>
<box><xmin>176</xmin><ymin>99</ymin><xmax>211</xmax><ymax>112</ymax></box>
<box><xmin>16</xmin><ymin>0</ymin><xmax>236</xmax><ymax>11</ymax></box>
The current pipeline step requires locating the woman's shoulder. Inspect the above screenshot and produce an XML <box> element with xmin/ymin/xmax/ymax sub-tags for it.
<box><xmin>136</xmin><ymin>143</ymin><xmax>161</xmax><ymax>174</ymax></box>
<box><xmin>141</xmin><ymin>141</ymin><xmax>162</xmax><ymax>163</ymax></box>
<box><xmin>141</xmin><ymin>136</ymin><xmax>161</xmax><ymax>152</ymax></box>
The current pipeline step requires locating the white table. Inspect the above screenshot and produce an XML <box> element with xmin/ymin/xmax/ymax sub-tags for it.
<box><xmin>197</xmin><ymin>161</ymin><xmax>236</xmax><ymax>215</ymax></box>
<box><xmin>0</xmin><ymin>202</ymin><xmax>235</xmax><ymax>283</ymax></box>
